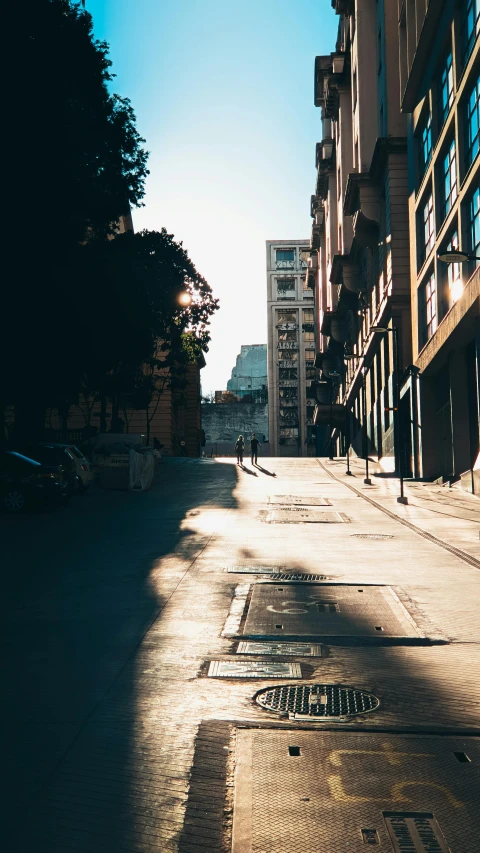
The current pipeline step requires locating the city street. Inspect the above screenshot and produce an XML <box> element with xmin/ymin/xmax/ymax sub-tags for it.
<box><xmin>2</xmin><ymin>457</ymin><xmax>480</xmax><ymax>852</ymax></box>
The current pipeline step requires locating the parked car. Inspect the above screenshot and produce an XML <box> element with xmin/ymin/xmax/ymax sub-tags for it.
<box><xmin>0</xmin><ymin>450</ymin><xmax>68</xmax><ymax>513</ymax></box>
<box><xmin>39</xmin><ymin>443</ymin><xmax>95</xmax><ymax>491</ymax></box>
<box><xmin>17</xmin><ymin>445</ymin><xmax>80</xmax><ymax>495</ymax></box>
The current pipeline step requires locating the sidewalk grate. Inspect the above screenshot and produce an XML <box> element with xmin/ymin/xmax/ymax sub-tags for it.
<box><xmin>237</xmin><ymin>641</ymin><xmax>322</xmax><ymax>656</ymax></box>
<box><xmin>208</xmin><ymin>660</ymin><xmax>301</xmax><ymax>678</ymax></box>
<box><xmin>384</xmin><ymin>812</ymin><xmax>450</xmax><ymax>852</ymax></box>
<box><xmin>269</xmin><ymin>573</ymin><xmax>328</xmax><ymax>581</ymax></box>
<box><xmin>255</xmin><ymin>683</ymin><xmax>379</xmax><ymax>719</ymax></box>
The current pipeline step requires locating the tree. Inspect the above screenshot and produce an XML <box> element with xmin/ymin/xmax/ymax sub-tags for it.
<box><xmin>3</xmin><ymin>0</ymin><xmax>149</xmax><ymax>438</ymax></box>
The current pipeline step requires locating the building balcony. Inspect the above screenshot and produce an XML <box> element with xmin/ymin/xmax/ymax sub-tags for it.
<box><xmin>276</xmin><ymin>323</ymin><xmax>298</xmax><ymax>330</ymax></box>
<box><xmin>277</xmin><ymin>341</ymin><xmax>299</xmax><ymax>351</ymax></box>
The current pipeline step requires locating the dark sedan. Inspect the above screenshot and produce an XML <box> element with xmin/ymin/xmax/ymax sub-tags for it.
<box><xmin>0</xmin><ymin>450</ymin><xmax>69</xmax><ymax>513</ymax></box>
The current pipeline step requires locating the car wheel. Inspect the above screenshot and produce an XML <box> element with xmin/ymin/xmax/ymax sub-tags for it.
<box><xmin>4</xmin><ymin>489</ymin><xmax>27</xmax><ymax>513</ymax></box>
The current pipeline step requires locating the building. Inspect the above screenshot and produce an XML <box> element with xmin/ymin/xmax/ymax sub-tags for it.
<box><xmin>227</xmin><ymin>344</ymin><xmax>267</xmax><ymax>402</ymax></box>
<box><xmin>266</xmin><ymin>239</ymin><xmax>317</xmax><ymax>456</ymax></box>
<box><xmin>201</xmin><ymin>400</ymin><xmax>269</xmax><ymax>458</ymax></box>
<box><xmin>311</xmin><ymin>2</ymin><xmax>412</xmax><ymax>472</ymax></box>
<box><xmin>398</xmin><ymin>0</ymin><xmax>479</xmax><ymax>489</ymax></box>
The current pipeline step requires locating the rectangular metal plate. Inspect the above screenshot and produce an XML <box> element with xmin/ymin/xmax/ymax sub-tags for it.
<box><xmin>268</xmin><ymin>495</ymin><xmax>331</xmax><ymax>506</ymax></box>
<box><xmin>265</xmin><ymin>509</ymin><xmax>348</xmax><ymax>523</ymax></box>
<box><xmin>226</xmin><ymin>566</ymin><xmax>279</xmax><ymax>574</ymax></box>
<box><xmin>384</xmin><ymin>812</ymin><xmax>450</xmax><ymax>852</ymax></box>
<box><xmin>242</xmin><ymin>584</ymin><xmax>422</xmax><ymax>639</ymax></box>
<box><xmin>207</xmin><ymin>660</ymin><xmax>301</xmax><ymax>678</ymax></box>
<box><xmin>233</xmin><ymin>731</ymin><xmax>480</xmax><ymax>853</ymax></box>
<box><xmin>237</xmin><ymin>641</ymin><xmax>322</xmax><ymax>657</ymax></box>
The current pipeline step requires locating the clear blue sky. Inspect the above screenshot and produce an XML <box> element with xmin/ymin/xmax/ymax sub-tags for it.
<box><xmin>85</xmin><ymin>0</ymin><xmax>338</xmax><ymax>393</ymax></box>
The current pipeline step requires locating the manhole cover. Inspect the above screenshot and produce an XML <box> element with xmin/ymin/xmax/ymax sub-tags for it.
<box><xmin>270</xmin><ymin>573</ymin><xmax>328</xmax><ymax>581</ymax></box>
<box><xmin>265</xmin><ymin>510</ymin><xmax>349</xmax><ymax>523</ymax></box>
<box><xmin>226</xmin><ymin>566</ymin><xmax>284</xmax><ymax>574</ymax></box>
<box><xmin>208</xmin><ymin>661</ymin><xmax>301</xmax><ymax>678</ymax></box>
<box><xmin>255</xmin><ymin>683</ymin><xmax>379</xmax><ymax>718</ymax></box>
<box><xmin>384</xmin><ymin>812</ymin><xmax>450</xmax><ymax>852</ymax></box>
<box><xmin>242</xmin><ymin>584</ymin><xmax>421</xmax><ymax>640</ymax></box>
<box><xmin>269</xmin><ymin>495</ymin><xmax>331</xmax><ymax>506</ymax></box>
<box><xmin>351</xmin><ymin>534</ymin><xmax>395</xmax><ymax>540</ymax></box>
<box><xmin>237</xmin><ymin>641</ymin><xmax>322</xmax><ymax>657</ymax></box>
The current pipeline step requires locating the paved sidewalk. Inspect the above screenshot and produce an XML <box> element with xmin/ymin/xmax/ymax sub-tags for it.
<box><xmin>2</xmin><ymin>457</ymin><xmax>480</xmax><ymax>852</ymax></box>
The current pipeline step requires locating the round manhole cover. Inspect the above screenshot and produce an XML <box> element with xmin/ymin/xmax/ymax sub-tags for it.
<box><xmin>255</xmin><ymin>683</ymin><xmax>379</xmax><ymax>719</ymax></box>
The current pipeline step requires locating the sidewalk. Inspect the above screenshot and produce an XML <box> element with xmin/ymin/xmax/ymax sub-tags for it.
<box><xmin>2</xmin><ymin>456</ymin><xmax>480</xmax><ymax>852</ymax></box>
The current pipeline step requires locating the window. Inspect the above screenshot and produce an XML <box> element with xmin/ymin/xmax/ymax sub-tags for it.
<box><xmin>278</xmin><ymin>331</ymin><xmax>297</xmax><ymax>342</ymax></box>
<box><xmin>279</xmin><ymin>368</ymin><xmax>297</xmax><ymax>380</ymax></box>
<box><xmin>446</xmin><ymin>231</ymin><xmax>463</xmax><ymax>306</ymax></box>
<box><xmin>419</xmin><ymin>192</ymin><xmax>435</xmax><ymax>265</ymax></box>
<box><xmin>277</xmin><ymin>310</ymin><xmax>296</xmax><ymax>323</ymax></box>
<box><xmin>438</xmin><ymin>49</ymin><xmax>454</xmax><ymax>127</ymax></box>
<box><xmin>276</xmin><ymin>249</ymin><xmax>295</xmax><ymax>268</ymax></box>
<box><xmin>465</xmin><ymin>75</ymin><xmax>480</xmax><ymax>170</ymax></box>
<box><xmin>303</xmin><ymin>331</ymin><xmax>315</xmax><ymax>342</ymax></box>
<box><xmin>303</xmin><ymin>310</ymin><xmax>314</xmax><ymax>323</ymax></box>
<box><xmin>417</xmin><ymin>111</ymin><xmax>432</xmax><ymax>180</ymax></box>
<box><xmin>419</xmin><ymin>272</ymin><xmax>437</xmax><ymax>346</ymax></box>
<box><xmin>441</xmin><ymin>139</ymin><xmax>458</xmax><ymax>220</ymax></box>
<box><xmin>461</xmin><ymin>0</ymin><xmax>480</xmax><ymax>67</ymax></box>
<box><xmin>469</xmin><ymin>186</ymin><xmax>480</xmax><ymax>263</ymax></box>
<box><xmin>277</xmin><ymin>278</ymin><xmax>295</xmax><ymax>292</ymax></box>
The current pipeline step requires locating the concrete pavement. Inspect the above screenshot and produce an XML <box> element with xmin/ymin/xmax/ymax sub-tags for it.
<box><xmin>2</xmin><ymin>456</ymin><xmax>480</xmax><ymax>851</ymax></box>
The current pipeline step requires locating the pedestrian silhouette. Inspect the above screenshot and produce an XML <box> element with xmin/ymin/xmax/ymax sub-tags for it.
<box><xmin>250</xmin><ymin>433</ymin><xmax>261</xmax><ymax>465</ymax></box>
<box><xmin>234</xmin><ymin>435</ymin><xmax>245</xmax><ymax>465</ymax></box>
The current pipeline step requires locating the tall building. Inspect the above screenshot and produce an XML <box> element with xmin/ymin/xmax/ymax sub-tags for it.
<box><xmin>266</xmin><ymin>239</ymin><xmax>317</xmax><ymax>456</ymax></box>
<box><xmin>311</xmin><ymin>3</ymin><xmax>410</xmax><ymax>470</ymax></box>
<box><xmin>227</xmin><ymin>344</ymin><xmax>267</xmax><ymax>402</ymax></box>
<box><xmin>398</xmin><ymin>0</ymin><xmax>480</xmax><ymax>488</ymax></box>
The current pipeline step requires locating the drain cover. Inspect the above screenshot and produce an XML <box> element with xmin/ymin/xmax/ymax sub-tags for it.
<box><xmin>255</xmin><ymin>683</ymin><xmax>379</xmax><ymax>718</ymax></box>
<box><xmin>237</xmin><ymin>641</ymin><xmax>322</xmax><ymax>657</ymax></box>
<box><xmin>384</xmin><ymin>812</ymin><xmax>450</xmax><ymax>852</ymax></box>
<box><xmin>270</xmin><ymin>573</ymin><xmax>328</xmax><ymax>581</ymax></box>
<box><xmin>208</xmin><ymin>661</ymin><xmax>301</xmax><ymax>678</ymax></box>
<box><xmin>269</xmin><ymin>495</ymin><xmax>331</xmax><ymax>506</ymax></box>
<box><xmin>351</xmin><ymin>534</ymin><xmax>395</xmax><ymax>540</ymax></box>
<box><xmin>266</xmin><ymin>510</ymin><xmax>349</xmax><ymax>523</ymax></box>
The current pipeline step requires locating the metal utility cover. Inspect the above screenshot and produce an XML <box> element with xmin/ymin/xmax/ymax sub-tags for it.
<box><xmin>226</xmin><ymin>566</ymin><xmax>281</xmax><ymax>574</ymax></box>
<box><xmin>232</xmin><ymin>731</ymin><xmax>480</xmax><ymax>853</ymax></box>
<box><xmin>242</xmin><ymin>584</ymin><xmax>421</xmax><ymax>640</ymax></box>
<box><xmin>207</xmin><ymin>660</ymin><xmax>301</xmax><ymax>678</ymax></box>
<box><xmin>270</xmin><ymin>573</ymin><xmax>328</xmax><ymax>582</ymax></box>
<box><xmin>269</xmin><ymin>495</ymin><xmax>331</xmax><ymax>506</ymax></box>
<box><xmin>237</xmin><ymin>641</ymin><xmax>322</xmax><ymax>657</ymax></box>
<box><xmin>265</xmin><ymin>509</ymin><xmax>348</xmax><ymax>523</ymax></box>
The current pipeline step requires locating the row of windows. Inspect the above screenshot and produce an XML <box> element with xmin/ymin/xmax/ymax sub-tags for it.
<box><xmin>417</xmin><ymin>72</ymin><xmax>479</xmax><ymax>186</ymax></box>
<box><xmin>418</xmin><ymin>187</ymin><xmax>479</xmax><ymax>347</ymax></box>
<box><xmin>417</xmin><ymin>166</ymin><xmax>478</xmax><ymax>268</ymax></box>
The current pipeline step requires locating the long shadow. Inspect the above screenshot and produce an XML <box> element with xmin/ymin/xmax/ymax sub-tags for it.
<box><xmin>254</xmin><ymin>464</ymin><xmax>277</xmax><ymax>477</ymax></box>
<box><xmin>240</xmin><ymin>464</ymin><xmax>258</xmax><ymax>476</ymax></box>
<box><xmin>1</xmin><ymin>457</ymin><xmax>239</xmax><ymax>851</ymax></box>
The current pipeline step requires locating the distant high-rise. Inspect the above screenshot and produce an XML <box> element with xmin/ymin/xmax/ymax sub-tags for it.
<box><xmin>266</xmin><ymin>239</ymin><xmax>316</xmax><ymax>456</ymax></box>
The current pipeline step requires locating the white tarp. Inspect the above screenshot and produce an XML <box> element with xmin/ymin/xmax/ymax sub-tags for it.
<box><xmin>129</xmin><ymin>449</ymin><xmax>155</xmax><ymax>491</ymax></box>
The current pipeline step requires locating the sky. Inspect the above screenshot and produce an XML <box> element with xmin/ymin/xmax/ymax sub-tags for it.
<box><xmin>85</xmin><ymin>0</ymin><xmax>338</xmax><ymax>394</ymax></box>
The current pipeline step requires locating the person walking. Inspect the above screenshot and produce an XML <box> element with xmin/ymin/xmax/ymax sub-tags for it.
<box><xmin>250</xmin><ymin>433</ymin><xmax>261</xmax><ymax>465</ymax></box>
<box><xmin>234</xmin><ymin>435</ymin><xmax>245</xmax><ymax>465</ymax></box>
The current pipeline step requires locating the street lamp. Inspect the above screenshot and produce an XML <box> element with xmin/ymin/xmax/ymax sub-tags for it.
<box><xmin>177</xmin><ymin>291</ymin><xmax>192</xmax><ymax>307</ymax></box>
<box><xmin>371</xmin><ymin>325</ymin><xmax>408</xmax><ymax>504</ymax></box>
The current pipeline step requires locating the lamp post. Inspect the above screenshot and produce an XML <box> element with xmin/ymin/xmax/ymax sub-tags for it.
<box><xmin>344</xmin><ymin>354</ymin><xmax>368</xmax><ymax>480</ymax></box>
<box><xmin>371</xmin><ymin>325</ymin><xmax>408</xmax><ymax>504</ymax></box>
